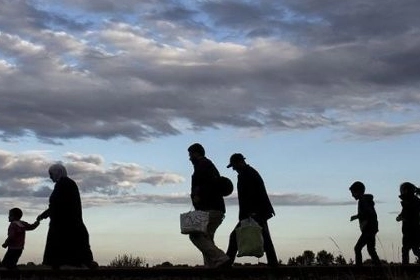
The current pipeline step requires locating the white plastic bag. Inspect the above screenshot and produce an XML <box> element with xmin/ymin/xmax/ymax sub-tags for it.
<box><xmin>236</xmin><ymin>217</ymin><xmax>264</xmax><ymax>258</ymax></box>
<box><xmin>180</xmin><ymin>210</ymin><xmax>209</xmax><ymax>234</ymax></box>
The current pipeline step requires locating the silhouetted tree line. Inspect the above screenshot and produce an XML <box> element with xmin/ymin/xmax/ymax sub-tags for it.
<box><xmin>287</xmin><ymin>250</ymin><xmax>348</xmax><ymax>266</ymax></box>
<box><xmin>286</xmin><ymin>250</ymin><xmax>392</xmax><ymax>266</ymax></box>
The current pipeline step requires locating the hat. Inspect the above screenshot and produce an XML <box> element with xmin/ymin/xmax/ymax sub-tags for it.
<box><xmin>227</xmin><ymin>153</ymin><xmax>246</xmax><ymax>168</ymax></box>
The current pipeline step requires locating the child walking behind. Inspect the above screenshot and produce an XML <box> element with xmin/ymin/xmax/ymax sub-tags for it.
<box><xmin>2</xmin><ymin>208</ymin><xmax>39</xmax><ymax>269</ymax></box>
<box><xmin>396</xmin><ymin>182</ymin><xmax>420</xmax><ymax>264</ymax></box>
<box><xmin>349</xmin><ymin>181</ymin><xmax>381</xmax><ymax>266</ymax></box>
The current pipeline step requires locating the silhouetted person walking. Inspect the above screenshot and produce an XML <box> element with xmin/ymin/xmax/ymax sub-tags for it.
<box><xmin>187</xmin><ymin>143</ymin><xmax>230</xmax><ymax>268</ymax></box>
<box><xmin>225</xmin><ymin>153</ymin><xmax>278</xmax><ymax>267</ymax></box>
<box><xmin>37</xmin><ymin>163</ymin><xmax>98</xmax><ymax>269</ymax></box>
<box><xmin>2</xmin><ymin>208</ymin><xmax>39</xmax><ymax>269</ymax></box>
<box><xmin>396</xmin><ymin>182</ymin><xmax>420</xmax><ymax>264</ymax></box>
<box><xmin>349</xmin><ymin>181</ymin><xmax>381</xmax><ymax>266</ymax></box>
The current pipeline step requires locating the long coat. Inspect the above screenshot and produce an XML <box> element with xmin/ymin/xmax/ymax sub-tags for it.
<box><xmin>237</xmin><ymin>164</ymin><xmax>275</xmax><ymax>221</ymax></box>
<box><xmin>190</xmin><ymin>157</ymin><xmax>225</xmax><ymax>213</ymax></box>
<box><xmin>39</xmin><ymin>177</ymin><xmax>93</xmax><ymax>267</ymax></box>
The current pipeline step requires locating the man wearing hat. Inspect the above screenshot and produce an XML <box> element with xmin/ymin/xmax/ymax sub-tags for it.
<box><xmin>225</xmin><ymin>153</ymin><xmax>278</xmax><ymax>267</ymax></box>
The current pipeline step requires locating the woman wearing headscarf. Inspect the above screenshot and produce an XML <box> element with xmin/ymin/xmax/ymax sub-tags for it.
<box><xmin>37</xmin><ymin>163</ymin><xmax>97</xmax><ymax>269</ymax></box>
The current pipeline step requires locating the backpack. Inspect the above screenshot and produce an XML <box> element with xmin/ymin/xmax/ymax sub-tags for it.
<box><xmin>217</xmin><ymin>176</ymin><xmax>234</xmax><ymax>196</ymax></box>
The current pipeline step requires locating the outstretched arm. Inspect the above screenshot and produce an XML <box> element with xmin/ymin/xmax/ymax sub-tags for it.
<box><xmin>37</xmin><ymin>209</ymin><xmax>50</xmax><ymax>221</ymax></box>
<box><xmin>25</xmin><ymin>220</ymin><xmax>40</xmax><ymax>231</ymax></box>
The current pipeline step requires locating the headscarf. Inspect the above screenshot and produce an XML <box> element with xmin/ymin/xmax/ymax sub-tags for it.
<box><xmin>48</xmin><ymin>163</ymin><xmax>68</xmax><ymax>182</ymax></box>
<box><xmin>400</xmin><ymin>182</ymin><xmax>416</xmax><ymax>198</ymax></box>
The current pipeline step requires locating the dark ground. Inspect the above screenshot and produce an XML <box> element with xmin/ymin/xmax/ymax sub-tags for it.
<box><xmin>0</xmin><ymin>265</ymin><xmax>419</xmax><ymax>280</ymax></box>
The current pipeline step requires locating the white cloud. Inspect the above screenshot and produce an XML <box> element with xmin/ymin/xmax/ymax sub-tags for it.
<box><xmin>0</xmin><ymin>149</ymin><xmax>185</xmax><ymax>197</ymax></box>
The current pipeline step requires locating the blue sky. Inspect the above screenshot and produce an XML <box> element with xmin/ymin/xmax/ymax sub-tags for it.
<box><xmin>1</xmin><ymin>0</ymin><xmax>420</xmax><ymax>266</ymax></box>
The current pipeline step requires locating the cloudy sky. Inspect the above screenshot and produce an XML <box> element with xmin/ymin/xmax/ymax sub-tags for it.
<box><xmin>1</xmin><ymin>0</ymin><xmax>420</xmax><ymax>266</ymax></box>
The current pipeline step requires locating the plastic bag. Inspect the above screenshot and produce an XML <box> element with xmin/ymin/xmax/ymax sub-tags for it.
<box><xmin>235</xmin><ymin>217</ymin><xmax>264</xmax><ymax>257</ymax></box>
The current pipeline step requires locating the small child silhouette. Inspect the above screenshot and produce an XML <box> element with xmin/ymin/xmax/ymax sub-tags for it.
<box><xmin>349</xmin><ymin>181</ymin><xmax>381</xmax><ymax>266</ymax></box>
<box><xmin>396</xmin><ymin>182</ymin><xmax>420</xmax><ymax>264</ymax></box>
<box><xmin>2</xmin><ymin>208</ymin><xmax>39</xmax><ymax>269</ymax></box>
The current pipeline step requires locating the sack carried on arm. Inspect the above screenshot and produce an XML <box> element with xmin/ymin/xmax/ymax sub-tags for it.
<box><xmin>235</xmin><ymin>217</ymin><xmax>264</xmax><ymax>258</ymax></box>
<box><xmin>216</xmin><ymin>176</ymin><xmax>234</xmax><ymax>196</ymax></box>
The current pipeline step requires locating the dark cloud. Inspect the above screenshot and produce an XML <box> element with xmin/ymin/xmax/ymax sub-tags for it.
<box><xmin>0</xmin><ymin>0</ymin><xmax>420</xmax><ymax>142</ymax></box>
<box><xmin>0</xmin><ymin>0</ymin><xmax>49</xmax><ymax>34</ymax></box>
<box><xmin>49</xmin><ymin>0</ymin><xmax>158</xmax><ymax>13</ymax></box>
